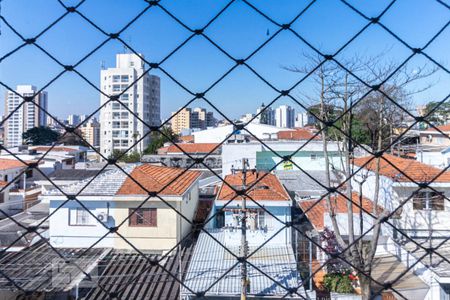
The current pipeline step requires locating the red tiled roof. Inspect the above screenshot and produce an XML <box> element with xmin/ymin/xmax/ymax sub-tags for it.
<box><xmin>0</xmin><ymin>159</ymin><xmax>27</xmax><ymax>171</ymax></box>
<box><xmin>427</xmin><ymin>124</ymin><xmax>450</xmax><ymax>132</ymax></box>
<box><xmin>217</xmin><ymin>171</ymin><xmax>290</xmax><ymax>201</ymax></box>
<box><xmin>297</xmin><ymin>192</ymin><xmax>382</xmax><ymax>231</ymax></box>
<box><xmin>167</xmin><ymin>143</ymin><xmax>220</xmax><ymax>154</ymax></box>
<box><xmin>157</xmin><ymin>146</ymin><xmax>169</xmax><ymax>155</ymax></box>
<box><xmin>32</xmin><ymin>146</ymin><xmax>79</xmax><ymax>152</ymax></box>
<box><xmin>352</xmin><ymin>153</ymin><xmax>450</xmax><ymax>183</ymax></box>
<box><xmin>117</xmin><ymin>164</ymin><xmax>201</xmax><ymax>196</ymax></box>
<box><xmin>277</xmin><ymin>128</ymin><xmax>320</xmax><ymax>141</ymax></box>
<box><xmin>179</xmin><ymin>135</ymin><xmax>194</xmax><ymax>143</ymax></box>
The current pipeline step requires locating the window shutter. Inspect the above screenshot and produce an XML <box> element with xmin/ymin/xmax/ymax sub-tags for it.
<box><xmin>129</xmin><ymin>208</ymin><xmax>137</xmax><ymax>226</ymax></box>
<box><xmin>150</xmin><ymin>209</ymin><xmax>157</xmax><ymax>227</ymax></box>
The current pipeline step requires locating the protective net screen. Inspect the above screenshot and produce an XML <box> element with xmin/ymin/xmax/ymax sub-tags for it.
<box><xmin>0</xmin><ymin>1</ymin><xmax>449</xmax><ymax>299</ymax></box>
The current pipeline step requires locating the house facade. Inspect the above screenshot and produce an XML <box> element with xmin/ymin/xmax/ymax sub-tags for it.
<box><xmin>43</xmin><ymin>164</ymin><xmax>201</xmax><ymax>252</ymax></box>
<box><xmin>420</xmin><ymin>124</ymin><xmax>450</xmax><ymax>146</ymax></box>
<box><xmin>352</xmin><ymin>154</ymin><xmax>450</xmax><ymax>238</ymax></box>
<box><xmin>210</xmin><ymin>171</ymin><xmax>293</xmax><ymax>246</ymax></box>
<box><xmin>222</xmin><ymin>141</ymin><xmax>342</xmax><ymax>175</ymax></box>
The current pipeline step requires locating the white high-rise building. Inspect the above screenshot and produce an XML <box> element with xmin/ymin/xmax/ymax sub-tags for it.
<box><xmin>295</xmin><ymin>111</ymin><xmax>317</xmax><ymax>127</ymax></box>
<box><xmin>255</xmin><ymin>103</ymin><xmax>275</xmax><ymax>125</ymax></box>
<box><xmin>4</xmin><ymin>85</ymin><xmax>48</xmax><ymax>148</ymax></box>
<box><xmin>275</xmin><ymin>105</ymin><xmax>295</xmax><ymax>128</ymax></box>
<box><xmin>67</xmin><ymin>114</ymin><xmax>80</xmax><ymax>126</ymax></box>
<box><xmin>100</xmin><ymin>53</ymin><xmax>160</xmax><ymax>157</ymax></box>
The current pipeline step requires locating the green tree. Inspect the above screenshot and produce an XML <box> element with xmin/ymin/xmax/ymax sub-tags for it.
<box><xmin>144</xmin><ymin>126</ymin><xmax>179</xmax><ymax>155</ymax></box>
<box><xmin>58</xmin><ymin>128</ymin><xmax>89</xmax><ymax>147</ymax></box>
<box><xmin>423</xmin><ymin>101</ymin><xmax>450</xmax><ymax>126</ymax></box>
<box><xmin>109</xmin><ymin>149</ymin><xmax>141</xmax><ymax>163</ymax></box>
<box><xmin>22</xmin><ymin>126</ymin><xmax>60</xmax><ymax>145</ymax></box>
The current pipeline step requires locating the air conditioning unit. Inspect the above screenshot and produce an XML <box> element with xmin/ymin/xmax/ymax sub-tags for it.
<box><xmin>97</xmin><ymin>212</ymin><xmax>108</xmax><ymax>223</ymax></box>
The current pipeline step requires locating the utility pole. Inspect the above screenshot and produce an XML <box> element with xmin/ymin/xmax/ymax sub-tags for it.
<box><xmin>240</xmin><ymin>158</ymin><xmax>249</xmax><ymax>300</ymax></box>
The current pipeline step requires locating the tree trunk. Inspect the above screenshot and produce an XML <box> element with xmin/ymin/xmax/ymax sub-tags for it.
<box><xmin>359</xmin><ymin>274</ymin><xmax>371</xmax><ymax>300</ymax></box>
<box><xmin>319</xmin><ymin>72</ymin><xmax>346</xmax><ymax>248</ymax></box>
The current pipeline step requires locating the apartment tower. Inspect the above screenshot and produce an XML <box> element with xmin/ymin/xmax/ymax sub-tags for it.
<box><xmin>100</xmin><ymin>53</ymin><xmax>161</xmax><ymax>157</ymax></box>
<box><xmin>4</xmin><ymin>85</ymin><xmax>48</xmax><ymax>148</ymax></box>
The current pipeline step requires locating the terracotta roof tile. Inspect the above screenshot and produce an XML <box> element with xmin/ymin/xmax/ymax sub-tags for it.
<box><xmin>217</xmin><ymin>171</ymin><xmax>290</xmax><ymax>201</ymax></box>
<box><xmin>32</xmin><ymin>146</ymin><xmax>79</xmax><ymax>152</ymax></box>
<box><xmin>179</xmin><ymin>135</ymin><xmax>194</xmax><ymax>143</ymax></box>
<box><xmin>427</xmin><ymin>124</ymin><xmax>450</xmax><ymax>132</ymax></box>
<box><xmin>167</xmin><ymin>143</ymin><xmax>220</xmax><ymax>154</ymax></box>
<box><xmin>0</xmin><ymin>159</ymin><xmax>27</xmax><ymax>171</ymax></box>
<box><xmin>277</xmin><ymin>128</ymin><xmax>320</xmax><ymax>141</ymax></box>
<box><xmin>297</xmin><ymin>192</ymin><xmax>382</xmax><ymax>230</ymax></box>
<box><xmin>352</xmin><ymin>154</ymin><xmax>450</xmax><ymax>183</ymax></box>
<box><xmin>117</xmin><ymin>164</ymin><xmax>201</xmax><ymax>196</ymax></box>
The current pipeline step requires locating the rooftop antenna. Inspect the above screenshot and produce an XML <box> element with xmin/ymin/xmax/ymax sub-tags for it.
<box><xmin>100</xmin><ymin>60</ymin><xmax>106</xmax><ymax>70</ymax></box>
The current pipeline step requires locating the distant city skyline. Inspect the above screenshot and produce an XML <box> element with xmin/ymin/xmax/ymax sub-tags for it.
<box><xmin>1</xmin><ymin>0</ymin><xmax>448</xmax><ymax>121</ymax></box>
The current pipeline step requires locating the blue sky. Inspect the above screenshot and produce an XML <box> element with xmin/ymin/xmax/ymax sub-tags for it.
<box><xmin>0</xmin><ymin>0</ymin><xmax>449</xmax><ymax>121</ymax></box>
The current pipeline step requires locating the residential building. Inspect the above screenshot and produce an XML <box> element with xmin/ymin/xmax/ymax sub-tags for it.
<box><xmin>255</xmin><ymin>103</ymin><xmax>275</xmax><ymax>125</ymax></box>
<box><xmin>277</xmin><ymin>127</ymin><xmax>320</xmax><ymax>141</ymax></box>
<box><xmin>296</xmin><ymin>192</ymin><xmax>429</xmax><ymax>299</ymax></box>
<box><xmin>4</xmin><ymin>85</ymin><xmax>48</xmax><ymax>148</ymax></box>
<box><xmin>351</xmin><ymin>154</ymin><xmax>450</xmax><ymax>237</ymax></box>
<box><xmin>163</xmin><ymin>143</ymin><xmax>220</xmax><ymax>155</ymax></box>
<box><xmin>0</xmin><ymin>158</ymin><xmax>41</xmax><ymax>216</ymax></box>
<box><xmin>142</xmin><ymin>143</ymin><xmax>222</xmax><ymax>169</ymax></box>
<box><xmin>183</xmin><ymin>171</ymin><xmax>305</xmax><ymax>298</ymax></box>
<box><xmin>222</xmin><ymin>140</ymin><xmax>342</xmax><ymax>175</ymax></box>
<box><xmin>67</xmin><ymin>114</ymin><xmax>80</xmax><ymax>126</ymax></box>
<box><xmin>0</xmin><ymin>159</ymin><xmax>27</xmax><ymax>208</ymax></box>
<box><xmin>239</xmin><ymin>113</ymin><xmax>254</xmax><ymax>124</ymax></box>
<box><xmin>171</xmin><ymin>108</ymin><xmax>191</xmax><ymax>135</ymax></box>
<box><xmin>33</xmin><ymin>168</ymin><xmax>106</xmax><ymax>194</ymax></box>
<box><xmin>170</xmin><ymin>107</ymin><xmax>216</xmax><ymax>135</ymax></box>
<box><xmin>81</xmin><ymin>118</ymin><xmax>100</xmax><ymax>148</ymax></box>
<box><xmin>192</xmin><ymin>123</ymin><xmax>294</xmax><ymax>144</ymax></box>
<box><xmin>295</xmin><ymin>112</ymin><xmax>316</xmax><ymax>127</ymax></box>
<box><xmin>420</xmin><ymin>123</ymin><xmax>450</xmax><ymax>146</ymax></box>
<box><xmin>100</xmin><ymin>53</ymin><xmax>161</xmax><ymax>157</ymax></box>
<box><xmin>275</xmin><ymin>105</ymin><xmax>295</xmax><ymax>128</ymax></box>
<box><xmin>1</xmin><ymin>145</ymin><xmax>88</xmax><ymax>175</ymax></box>
<box><xmin>44</xmin><ymin>164</ymin><xmax>201</xmax><ymax>251</ymax></box>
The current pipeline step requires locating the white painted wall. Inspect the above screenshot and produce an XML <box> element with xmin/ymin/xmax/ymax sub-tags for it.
<box><xmin>351</xmin><ymin>168</ymin><xmax>450</xmax><ymax>237</ymax></box>
<box><xmin>222</xmin><ymin>141</ymin><xmax>341</xmax><ymax>175</ymax></box>
<box><xmin>193</xmin><ymin>123</ymin><xmax>292</xmax><ymax>143</ymax></box>
<box><xmin>417</xmin><ymin>150</ymin><xmax>450</xmax><ymax>169</ymax></box>
<box><xmin>214</xmin><ymin>200</ymin><xmax>292</xmax><ymax>246</ymax></box>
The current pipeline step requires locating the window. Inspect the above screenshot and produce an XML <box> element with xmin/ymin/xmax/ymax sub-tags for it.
<box><xmin>129</xmin><ymin>208</ymin><xmax>157</xmax><ymax>227</ymax></box>
<box><xmin>69</xmin><ymin>208</ymin><xmax>94</xmax><ymax>225</ymax></box>
<box><xmin>413</xmin><ymin>191</ymin><xmax>445</xmax><ymax>211</ymax></box>
<box><xmin>310</xmin><ymin>154</ymin><xmax>317</xmax><ymax>160</ymax></box>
